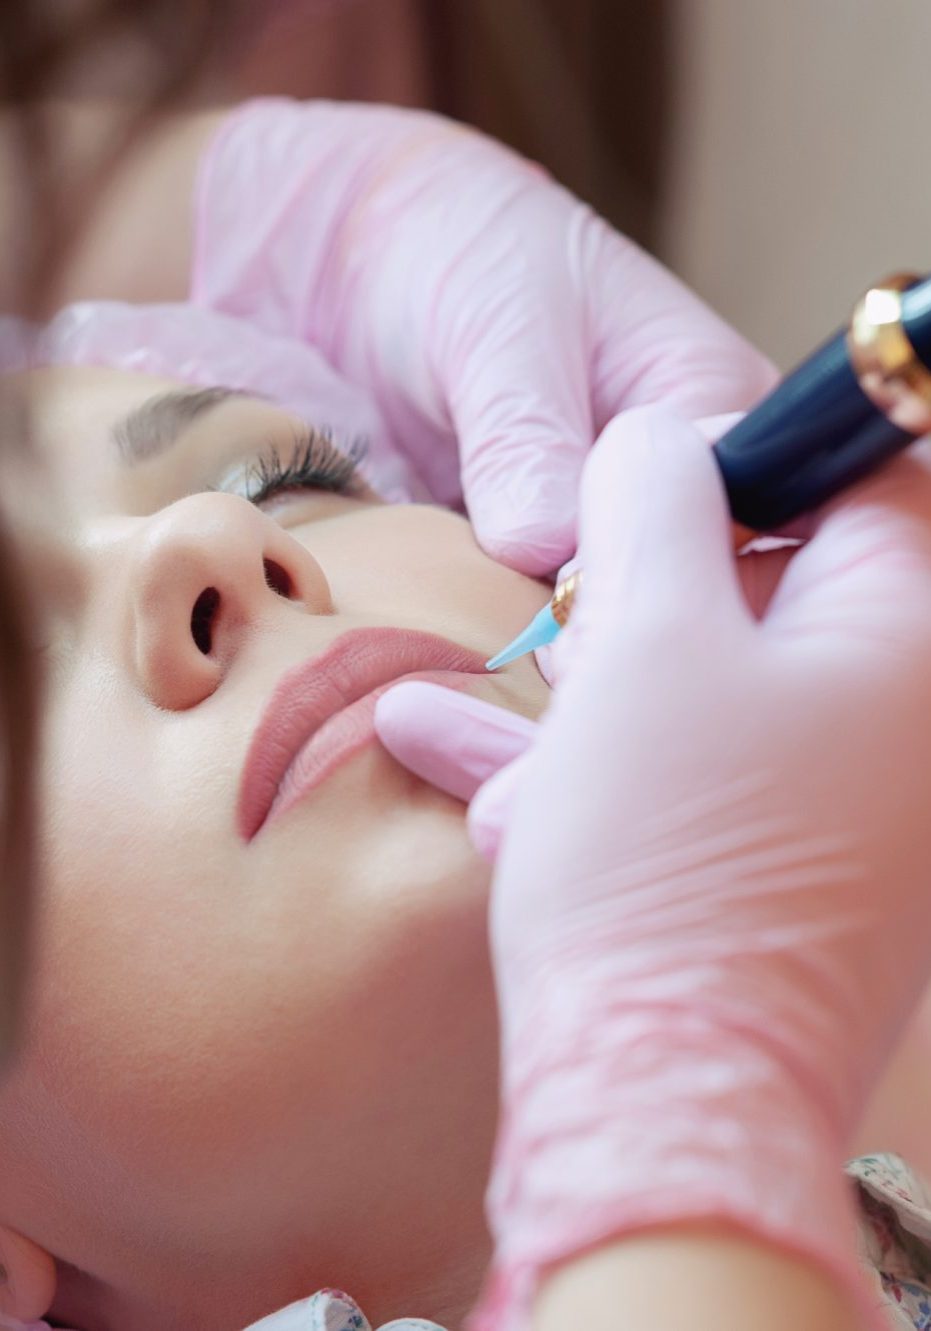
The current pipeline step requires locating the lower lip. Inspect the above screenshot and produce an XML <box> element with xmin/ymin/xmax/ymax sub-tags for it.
<box><xmin>263</xmin><ymin>670</ymin><xmax>476</xmax><ymax>832</ymax></box>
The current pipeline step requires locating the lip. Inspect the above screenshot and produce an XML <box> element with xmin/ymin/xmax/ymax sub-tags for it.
<box><xmin>238</xmin><ymin>627</ymin><xmax>487</xmax><ymax>841</ymax></box>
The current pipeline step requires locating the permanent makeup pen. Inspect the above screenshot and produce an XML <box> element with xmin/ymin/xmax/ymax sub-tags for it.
<box><xmin>486</xmin><ymin>271</ymin><xmax>931</xmax><ymax>671</ymax></box>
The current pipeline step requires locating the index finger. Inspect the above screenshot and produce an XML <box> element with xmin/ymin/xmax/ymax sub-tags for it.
<box><xmin>584</xmin><ymin>213</ymin><xmax>779</xmax><ymax>428</ymax></box>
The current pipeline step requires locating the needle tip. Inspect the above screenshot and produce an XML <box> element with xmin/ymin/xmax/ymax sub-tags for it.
<box><xmin>485</xmin><ymin>604</ymin><xmax>561</xmax><ymax>671</ymax></box>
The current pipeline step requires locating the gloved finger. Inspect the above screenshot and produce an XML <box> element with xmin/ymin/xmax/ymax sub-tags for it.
<box><xmin>449</xmin><ymin>247</ymin><xmax>591</xmax><ymax>577</ymax></box>
<box><xmin>450</xmin><ymin>215</ymin><xmax>775</xmax><ymax>578</ymax></box>
<box><xmin>584</xmin><ymin>215</ymin><xmax>778</xmax><ymax>428</ymax></box>
<box><xmin>374</xmin><ymin>682</ymin><xmax>537</xmax><ymax>802</ymax></box>
<box><xmin>562</xmin><ymin>404</ymin><xmax>755</xmax><ymax>671</ymax></box>
<box><xmin>467</xmin><ymin>752</ymin><xmax>533</xmax><ymax>863</ymax></box>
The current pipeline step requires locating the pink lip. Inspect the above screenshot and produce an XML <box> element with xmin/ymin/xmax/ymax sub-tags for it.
<box><xmin>238</xmin><ymin>628</ymin><xmax>487</xmax><ymax>841</ymax></box>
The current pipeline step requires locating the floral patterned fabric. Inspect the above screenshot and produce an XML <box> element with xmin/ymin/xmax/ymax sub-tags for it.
<box><xmin>851</xmin><ymin>1154</ymin><xmax>931</xmax><ymax>1329</ymax></box>
<box><xmin>241</xmin><ymin>1286</ymin><xmax>445</xmax><ymax>1331</ymax></box>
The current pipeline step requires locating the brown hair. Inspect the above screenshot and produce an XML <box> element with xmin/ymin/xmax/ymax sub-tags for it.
<box><xmin>0</xmin><ymin>0</ymin><xmax>237</xmax><ymax>1049</ymax></box>
<box><xmin>0</xmin><ymin>428</ymin><xmax>36</xmax><ymax>1053</ymax></box>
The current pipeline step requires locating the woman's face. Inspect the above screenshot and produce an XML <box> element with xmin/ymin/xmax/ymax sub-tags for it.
<box><xmin>0</xmin><ymin>366</ymin><xmax>550</xmax><ymax>1329</ymax></box>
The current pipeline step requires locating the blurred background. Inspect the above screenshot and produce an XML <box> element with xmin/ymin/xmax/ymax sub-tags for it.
<box><xmin>45</xmin><ymin>0</ymin><xmax>931</xmax><ymax>369</ymax></box>
<box><xmin>16</xmin><ymin>0</ymin><xmax>931</xmax><ymax>367</ymax></box>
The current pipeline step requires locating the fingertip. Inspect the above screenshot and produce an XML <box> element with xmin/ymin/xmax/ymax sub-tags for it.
<box><xmin>470</xmin><ymin>506</ymin><xmax>577</xmax><ymax>577</ymax></box>
<box><xmin>374</xmin><ymin>682</ymin><xmax>479</xmax><ymax>801</ymax></box>
<box><xmin>373</xmin><ymin>680</ymin><xmax>465</xmax><ymax>768</ymax></box>
<box><xmin>376</xmin><ymin>682</ymin><xmax>537</xmax><ymax>804</ymax></box>
<box><xmin>577</xmin><ymin>404</ymin><xmax>746</xmax><ymax>628</ymax></box>
<box><xmin>464</xmin><ymin>444</ymin><xmax>585</xmax><ymax>574</ymax></box>
<box><xmin>583</xmin><ymin>402</ymin><xmax>703</xmax><ymax>494</ymax></box>
<box><xmin>373</xmin><ymin>678</ymin><xmax>433</xmax><ymax>739</ymax></box>
<box><xmin>375</xmin><ymin>680</ymin><xmax>504</xmax><ymax>745</ymax></box>
<box><xmin>577</xmin><ymin>404</ymin><xmax>697</xmax><ymax>568</ymax></box>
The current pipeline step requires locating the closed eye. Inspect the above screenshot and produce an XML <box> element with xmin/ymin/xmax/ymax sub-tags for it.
<box><xmin>234</xmin><ymin>428</ymin><xmax>370</xmax><ymax>507</ymax></box>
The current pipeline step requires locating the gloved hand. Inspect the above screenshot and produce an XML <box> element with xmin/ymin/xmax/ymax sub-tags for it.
<box><xmin>195</xmin><ymin>99</ymin><xmax>776</xmax><ymax>573</ymax></box>
<box><xmin>375</xmin><ymin>406</ymin><xmax>931</xmax><ymax>1331</ymax></box>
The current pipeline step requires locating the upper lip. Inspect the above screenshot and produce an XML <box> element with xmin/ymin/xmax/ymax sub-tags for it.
<box><xmin>237</xmin><ymin>627</ymin><xmax>487</xmax><ymax>840</ymax></box>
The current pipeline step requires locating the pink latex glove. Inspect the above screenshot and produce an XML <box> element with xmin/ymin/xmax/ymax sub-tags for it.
<box><xmin>194</xmin><ymin>98</ymin><xmax>776</xmax><ymax>573</ymax></box>
<box><xmin>375</xmin><ymin>405</ymin><xmax>931</xmax><ymax>1331</ymax></box>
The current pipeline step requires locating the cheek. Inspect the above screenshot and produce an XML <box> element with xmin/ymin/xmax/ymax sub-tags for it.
<box><xmin>32</xmin><ymin>695</ymin><xmax>496</xmax><ymax>1227</ymax></box>
<box><xmin>34</xmin><ymin>687</ymin><xmax>252</xmax><ymax>1178</ymax></box>
<box><xmin>244</xmin><ymin>751</ymin><xmax>495</xmax><ymax>1079</ymax></box>
<box><xmin>310</xmin><ymin>506</ymin><xmax>552</xmax><ymax>649</ymax></box>
<box><xmin>386</xmin><ymin>508</ymin><xmax>511</xmax><ymax>606</ymax></box>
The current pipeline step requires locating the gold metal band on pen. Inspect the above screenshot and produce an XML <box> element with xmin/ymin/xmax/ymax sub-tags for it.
<box><xmin>847</xmin><ymin>272</ymin><xmax>931</xmax><ymax>435</ymax></box>
<box><xmin>550</xmin><ymin>569</ymin><xmax>581</xmax><ymax>626</ymax></box>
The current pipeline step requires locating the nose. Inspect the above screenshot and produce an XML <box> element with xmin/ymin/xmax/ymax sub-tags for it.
<box><xmin>125</xmin><ymin>492</ymin><xmax>332</xmax><ymax>711</ymax></box>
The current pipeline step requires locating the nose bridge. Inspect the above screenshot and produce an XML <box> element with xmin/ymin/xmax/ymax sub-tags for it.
<box><xmin>111</xmin><ymin>491</ymin><xmax>331</xmax><ymax>711</ymax></box>
<box><xmin>135</xmin><ymin>491</ymin><xmax>273</xmax><ymax>611</ymax></box>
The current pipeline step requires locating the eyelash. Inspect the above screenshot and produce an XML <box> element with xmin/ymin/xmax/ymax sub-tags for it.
<box><xmin>237</xmin><ymin>428</ymin><xmax>369</xmax><ymax>507</ymax></box>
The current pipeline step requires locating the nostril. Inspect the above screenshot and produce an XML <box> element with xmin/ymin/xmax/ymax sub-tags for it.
<box><xmin>263</xmin><ymin>559</ymin><xmax>293</xmax><ymax>599</ymax></box>
<box><xmin>191</xmin><ymin>587</ymin><xmax>220</xmax><ymax>655</ymax></box>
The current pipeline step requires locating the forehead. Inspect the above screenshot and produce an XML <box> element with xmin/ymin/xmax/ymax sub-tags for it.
<box><xmin>25</xmin><ymin>363</ymin><xmax>182</xmax><ymax>450</ymax></box>
<box><xmin>14</xmin><ymin>365</ymin><xmax>287</xmax><ymax>520</ymax></box>
<box><xmin>15</xmin><ymin>365</ymin><xmax>180</xmax><ymax>516</ymax></box>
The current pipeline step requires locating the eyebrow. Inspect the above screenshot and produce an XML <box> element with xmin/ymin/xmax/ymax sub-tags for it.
<box><xmin>112</xmin><ymin>386</ymin><xmax>251</xmax><ymax>465</ymax></box>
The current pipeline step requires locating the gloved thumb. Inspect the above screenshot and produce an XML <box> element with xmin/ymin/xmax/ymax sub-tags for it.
<box><xmin>374</xmin><ymin>682</ymin><xmax>537</xmax><ymax>802</ymax></box>
<box><xmin>560</xmin><ymin>405</ymin><xmax>753</xmax><ymax>674</ymax></box>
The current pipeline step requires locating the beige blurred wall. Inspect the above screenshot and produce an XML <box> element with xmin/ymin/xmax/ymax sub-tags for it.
<box><xmin>661</xmin><ymin>0</ymin><xmax>931</xmax><ymax>368</ymax></box>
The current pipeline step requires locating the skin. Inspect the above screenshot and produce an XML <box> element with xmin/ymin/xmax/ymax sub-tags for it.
<box><xmin>535</xmin><ymin>1227</ymin><xmax>853</xmax><ymax>1331</ymax></box>
<box><xmin>0</xmin><ymin>364</ymin><xmax>551</xmax><ymax>1331</ymax></box>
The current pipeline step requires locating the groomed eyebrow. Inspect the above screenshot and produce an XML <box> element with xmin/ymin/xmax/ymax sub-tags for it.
<box><xmin>112</xmin><ymin>386</ymin><xmax>253</xmax><ymax>465</ymax></box>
